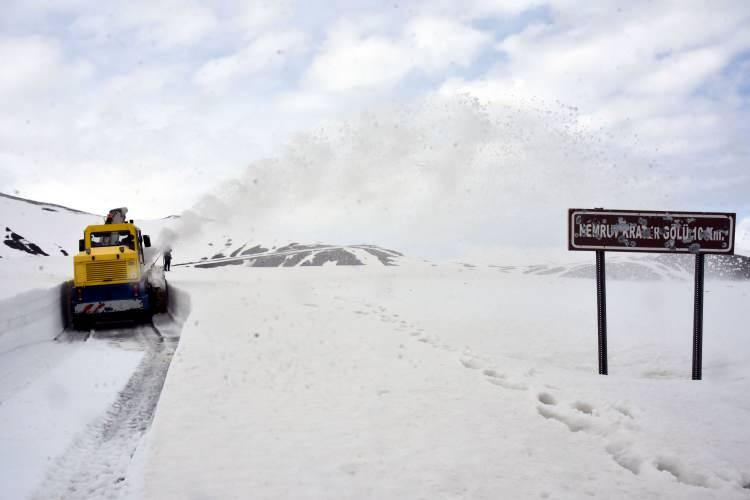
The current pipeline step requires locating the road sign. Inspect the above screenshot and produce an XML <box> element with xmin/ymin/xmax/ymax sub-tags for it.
<box><xmin>569</xmin><ymin>209</ymin><xmax>735</xmax><ymax>254</ymax></box>
<box><xmin>567</xmin><ymin>208</ymin><xmax>737</xmax><ymax>380</ymax></box>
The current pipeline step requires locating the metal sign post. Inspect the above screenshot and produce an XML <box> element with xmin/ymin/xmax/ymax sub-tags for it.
<box><xmin>568</xmin><ymin>209</ymin><xmax>736</xmax><ymax>379</ymax></box>
<box><xmin>692</xmin><ymin>253</ymin><xmax>705</xmax><ymax>380</ymax></box>
<box><xmin>595</xmin><ymin>250</ymin><xmax>607</xmax><ymax>375</ymax></box>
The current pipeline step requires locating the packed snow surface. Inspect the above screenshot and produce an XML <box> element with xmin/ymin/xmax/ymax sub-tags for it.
<box><xmin>142</xmin><ymin>264</ymin><xmax>750</xmax><ymax>499</ymax></box>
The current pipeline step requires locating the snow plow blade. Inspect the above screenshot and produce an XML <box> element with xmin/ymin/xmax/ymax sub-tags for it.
<box><xmin>65</xmin><ymin>278</ymin><xmax>168</xmax><ymax>330</ymax></box>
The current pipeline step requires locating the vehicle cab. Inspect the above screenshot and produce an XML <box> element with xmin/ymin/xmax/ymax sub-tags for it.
<box><xmin>73</xmin><ymin>223</ymin><xmax>151</xmax><ymax>287</ymax></box>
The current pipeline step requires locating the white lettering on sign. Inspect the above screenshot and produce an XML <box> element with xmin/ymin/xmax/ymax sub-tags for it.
<box><xmin>575</xmin><ymin>223</ymin><xmax>728</xmax><ymax>242</ymax></box>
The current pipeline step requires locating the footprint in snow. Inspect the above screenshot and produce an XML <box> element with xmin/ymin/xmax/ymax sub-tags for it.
<box><xmin>537</xmin><ymin>392</ymin><xmax>557</xmax><ymax>406</ymax></box>
<box><xmin>460</xmin><ymin>356</ymin><xmax>483</xmax><ymax>370</ymax></box>
<box><xmin>537</xmin><ymin>395</ymin><xmax>596</xmax><ymax>415</ymax></box>
<box><xmin>653</xmin><ymin>456</ymin><xmax>710</xmax><ymax>488</ymax></box>
<box><xmin>536</xmin><ymin>405</ymin><xmax>591</xmax><ymax>433</ymax></box>
<box><xmin>487</xmin><ymin>377</ymin><xmax>528</xmax><ymax>391</ymax></box>
<box><xmin>572</xmin><ymin>401</ymin><xmax>594</xmax><ymax>415</ymax></box>
<box><xmin>481</xmin><ymin>368</ymin><xmax>528</xmax><ymax>391</ymax></box>
<box><xmin>533</xmin><ymin>395</ymin><xmax>717</xmax><ymax>487</ymax></box>
<box><xmin>483</xmin><ymin>369</ymin><xmax>505</xmax><ymax>379</ymax></box>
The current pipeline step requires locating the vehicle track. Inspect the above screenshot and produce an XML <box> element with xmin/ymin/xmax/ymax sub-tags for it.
<box><xmin>32</xmin><ymin>322</ymin><xmax>179</xmax><ymax>500</ymax></box>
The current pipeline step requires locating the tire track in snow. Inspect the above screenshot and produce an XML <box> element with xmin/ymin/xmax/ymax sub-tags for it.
<box><xmin>32</xmin><ymin>322</ymin><xmax>179</xmax><ymax>500</ymax></box>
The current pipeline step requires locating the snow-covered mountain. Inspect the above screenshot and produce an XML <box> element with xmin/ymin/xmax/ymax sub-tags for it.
<box><xmin>5</xmin><ymin>192</ymin><xmax>750</xmax><ymax>281</ymax></box>
<box><xmin>0</xmin><ymin>193</ymin><xmax>100</xmax><ymax>258</ymax></box>
<box><xmin>516</xmin><ymin>253</ymin><xmax>750</xmax><ymax>281</ymax></box>
<box><xmin>179</xmin><ymin>240</ymin><xmax>403</xmax><ymax>268</ymax></box>
<box><xmin>1</xmin><ymin>194</ymin><xmax>404</xmax><ymax>267</ymax></box>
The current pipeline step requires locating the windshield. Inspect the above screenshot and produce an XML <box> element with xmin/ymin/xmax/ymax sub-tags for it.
<box><xmin>90</xmin><ymin>230</ymin><xmax>134</xmax><ymax>249</ymax></box>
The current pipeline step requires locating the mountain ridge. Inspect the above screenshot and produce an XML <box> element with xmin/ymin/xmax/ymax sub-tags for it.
<box><xmin>2</xmin><ymin>192</ymin><xmax>749</xmax><ymax>278</ymax></box>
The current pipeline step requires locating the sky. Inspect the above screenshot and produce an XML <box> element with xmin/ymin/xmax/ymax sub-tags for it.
<box><xmin>1</xmin><ymin>0</ymin><xmax>749</xmax><ymax>256</ymax></box>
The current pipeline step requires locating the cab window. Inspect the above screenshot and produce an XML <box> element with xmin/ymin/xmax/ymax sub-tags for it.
<box><xmin>90</xmin><ymin>231</ymin><xmax>135</xmax><ymax>249</ymax></box>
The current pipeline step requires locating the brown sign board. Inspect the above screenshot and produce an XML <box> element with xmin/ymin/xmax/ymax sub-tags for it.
<box><xmin>569</xmin><ymin>209</ymin><xmax>735</xmax><ymax>254</ymax></box>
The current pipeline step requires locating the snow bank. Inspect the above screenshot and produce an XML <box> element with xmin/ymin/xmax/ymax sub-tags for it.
<box><xmin>0</xmin><ymin>284</ymin><xmax>65</xmax><ymax>354</ymax></box>
<box><xmin>0</xmin><ymin>257</ymin><xmax>73</xmax><ymax>355</ymax></box>
<box><xmin>166</xmin><ymin>282</ymin><xmax>191</xmax><ymax>326</ymax></box>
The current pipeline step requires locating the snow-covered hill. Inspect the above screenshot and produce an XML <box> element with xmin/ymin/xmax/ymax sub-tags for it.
<box><xmin>518</xmin><ymin>253</ymin><xmax>750</xmax><ymax>281</ymax></box>
<box><xmin>0</xmin><ymin>193</ymin><xmax>100</xmax><ymax>258</ymax></box>
<box><xmin>5</xmin><ymin>193</ymin><xmax>749</xmax><ymax>281</ymax></box>
<box><xmin>179</xmin><ymin>241</ymin><xmax>403</xmax><ymax>268</ymax></box>
<box><xmin>0</xmin><ymin>195</ymin><xmax>404</xmax><ymax>268</ymax></box>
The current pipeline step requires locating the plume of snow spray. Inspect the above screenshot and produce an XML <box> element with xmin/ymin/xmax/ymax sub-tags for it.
<box><xmin>164</xmin><ymin>94</ymin><xmax>655</xmax><ymax>258</ymax></box>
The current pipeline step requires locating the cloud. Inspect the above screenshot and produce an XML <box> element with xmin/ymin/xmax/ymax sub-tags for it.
<box><xmin>439</xmin><ymin>1</ymin><xmax>750</xmax><ymax>215</ymax></box>
<box><xmin>306</xmin><ymin>30</ymin><xmax>412</xmax><ymax>92</ymax></box>
<box><xmin>132</xmin><ymin>2</ymin><xmax>217</xmax><ymax>48</ymax></box>
<box><xmin>0</xmin><ymin>36</ymin><xmax>92</xmax><ymax>97</ymax></box>
<box><xmin>234</xmin><ymin>1</ymin><xmax>287</xmax><ymax>34</ymax></box>
<box><xmin>408</xmin><ymin>17</ymin><xmax>492</xmax><ymax>71</ymax></box>
<box><xmin>193</xmin><ymin>31</ymin><xmax>307</xmax><ymax>88</ymax></box>
<box><xmin>631</xmin><ymin>47</ymin><xmax>730</xmax><ymax>95</ymax></box>
<box><xmin>69</xmin><ymin>0</ymin><xmax>218</xmax><ymax>50</ymax></box>
<box><xmin>304</xmin><ymin>17</ymin><xmax>490</xmax><ymax>92</ymax></box>
<box><xmin>490</xmin><ymin>2</ymin><xmax>750</xmax><ymax>106</ymax></box>
<box><xmin>276</xmin><ymin>90</ymin><xmax>334</xmax><ymax>113</ymax></box>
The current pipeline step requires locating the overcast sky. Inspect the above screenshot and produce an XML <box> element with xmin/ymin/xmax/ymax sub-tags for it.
<box><xmin>1</xmin><ymin>1</ymin><xmax>749</xmax><ymax>255</ymax></box>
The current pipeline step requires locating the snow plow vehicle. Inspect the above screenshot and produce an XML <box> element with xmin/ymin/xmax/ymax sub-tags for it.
<box><xmin>65</xmin><ymin>208</ymin><xmax>167</xmax><ymax>330</ymax></box>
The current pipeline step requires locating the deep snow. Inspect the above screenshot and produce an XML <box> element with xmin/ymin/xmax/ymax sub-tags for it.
<box><xmin>143</xmin><ymin>264</ymin><xmax>750</xmax><ymax>499</ymax></box>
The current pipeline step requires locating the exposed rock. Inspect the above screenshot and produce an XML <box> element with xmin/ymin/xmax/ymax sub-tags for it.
<box><xmin>3</xmin><ymin>228</ymin><xmax>49</xmax><ymax>256</ymax></box>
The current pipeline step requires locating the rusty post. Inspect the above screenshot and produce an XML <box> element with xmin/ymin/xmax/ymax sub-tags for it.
<box><xmin>595</xmin><ymin>250</ymin><xmax>608</xmax><ymax>375</ymax></box>
<box><xmin>692</xmin><ymin>253</ymin><xmax>705</xmax><ymax>380</ymax></box>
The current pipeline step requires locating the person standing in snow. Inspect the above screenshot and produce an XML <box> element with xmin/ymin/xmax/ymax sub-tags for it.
<box><xmin>163</xmin><ymin>249</ymin><xmax>172</xmax><ymax>271</ymax></box>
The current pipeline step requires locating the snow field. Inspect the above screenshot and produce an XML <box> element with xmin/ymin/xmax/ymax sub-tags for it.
<box><xmin>144</xmin><ymin>265</ymin><xmax>750</xmax><ymax>499</ymax></box>
<box><xmin>146</xmin><ymin>269</ymin><xmax>546</xmax><ymax>499</ymax></box>
<box><xmin>350</xmin><ymin>268</ymin><xmax>750</xmax><ymax>495</ymax></box>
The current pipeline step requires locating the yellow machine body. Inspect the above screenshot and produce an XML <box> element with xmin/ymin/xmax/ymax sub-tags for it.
<box><xmin>73</xmin><ymin>223</ymin><xmax>146</xmax><ymax>287</ymax></box>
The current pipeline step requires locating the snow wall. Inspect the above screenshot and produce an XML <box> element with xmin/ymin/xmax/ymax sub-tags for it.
<box><xmin>0</xmin><ymin>284</ymin><xmax>66</xmax><ymax>355</ymax></box>
<box><xmin>0</xmin><ymin>281</ymin><xmax>191</xmax><ymax>355</ymax></box>
<box><xmin>166</xmin><ymin>284</ymin><xmax>191</xmax><ymax>327</ymax></box>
